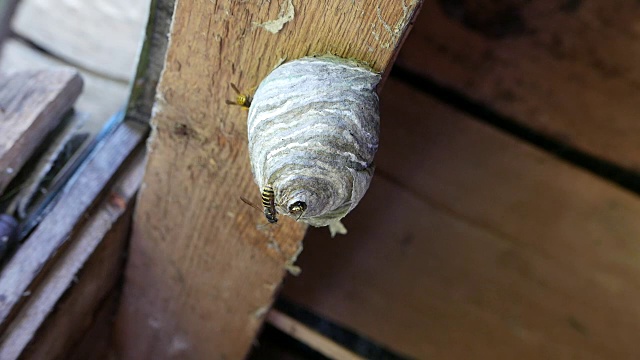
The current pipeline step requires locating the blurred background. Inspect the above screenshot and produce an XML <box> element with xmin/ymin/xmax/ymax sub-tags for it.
<box><xmin>1</xmin><ymin>0</ymin><xmax>150</xmax><ymax>133</ymax></box>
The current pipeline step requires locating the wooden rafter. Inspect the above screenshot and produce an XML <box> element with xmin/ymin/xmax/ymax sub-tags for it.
<box><xmin>115</xmin><ymin>0</ymin><xmax>423</xmax><ymax>358</ymax></box>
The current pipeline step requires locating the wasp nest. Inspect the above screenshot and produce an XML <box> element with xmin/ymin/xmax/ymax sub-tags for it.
<box><xmin>247</xmin><ymin>55</ymin><xmax>380</xmax><ymax>236</ymax></box>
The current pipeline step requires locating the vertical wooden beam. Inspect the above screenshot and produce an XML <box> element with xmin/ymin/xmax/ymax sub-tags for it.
<box><xmin>116</xmin><ymin>1</ymin><xmax>422</xmax><ymax>359</ymax></box>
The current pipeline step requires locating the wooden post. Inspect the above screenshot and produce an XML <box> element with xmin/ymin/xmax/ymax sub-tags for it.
<box><xmin>115</xmin><ymin>0</ymin><xmax>422</xmax><ymax>358</ymax></box>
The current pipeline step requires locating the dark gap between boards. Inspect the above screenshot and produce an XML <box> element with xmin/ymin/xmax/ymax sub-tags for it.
<box><xmin>390</xmin><ymin>65</ymin><xmax>640</xmax><ymax>195</ymax></box>
<box><xmin>258</xmin><ymin>297</ymin><xmax>412</xmax><ymax>360</ymax></box>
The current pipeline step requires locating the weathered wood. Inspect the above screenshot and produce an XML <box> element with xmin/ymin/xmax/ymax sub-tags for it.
<box><xmin>0</xmin><ymin>121</ymin><xmax>145</xmax><ymax>331</ymax></box>
<box><xmin>0</xmin><ymin>146</ymin><xmax>144</xmax><ymax>360</ymax></box>
<box><xmin>396</xmin><ymin>0</ymin><xmax>640</xmax><ymax>171</ymax></box>
<box><xmin>67</xmin><ymin>290</ymin><xmax>120</xmax><ymax>360</ymax></box>
<box><xmin>12</xmin><ymin>0</ymin><xmax>150</xmax><ymax>81</ymax></box>
<box><xmin>0</xmin><ymin>69</ymin><xmax>82</xmax><ymax>194</ymax></box>
<box><xmin>115</xmin><ymin>0</ymin><xmax>423</xmax><ymax>358</ymax></box>
<box><xmin>126</xmin><ymin>0</ymin><xmax>176</xmax><ymax>125</ymax></box>
<box><xmin>0</xmin><ymin>39</ymin><xmax>131</xmax><ymax>134</ymax></box>
<box><xmin>266</xmin><ymin>309</ymin><xmax>366</xmax><ymax>360</ymax></box>
<box><xmin>282</xmin><ymin>78</ymin><xmax>640</xmax><ymax>359</ymax></box>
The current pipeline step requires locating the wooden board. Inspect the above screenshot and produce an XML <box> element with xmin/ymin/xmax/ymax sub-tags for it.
<box><xmin>0</xmin><ymin>121</ymin><xmax>145</xmax><ymax>331</ymax></box>
<box><xmin>7</xmin><ymin>149</ymin><xmax>143</xmax><ymax>360</ymax></box>
<box><xmin>12</xmin><ymin>0</ymin><xmax>150</xmax><ymax>81</ymax></box>
<box><xmin>0</xmin><ymin>39</ymin><xmax>131</xmax><ymax>134</ymax></box>
<box><xmin>115</xmin><ymin>0</ymin><xmax>423</xmax><ymax>359</ymax></box>
<box><xmin>67</xmin><ymin>290</ymin><xmax>120</xmax><ymax>360</ymax></box>
<box><xmin>0</xmin><ymin>137</ymin><xmax>144</xmax><ymax>360</ymax></box>
<box><xmin>0</xmin><ymin>68</ymin><xmax>82</xmax><ymax>194</ymax></box>
<box><xmin>396</xmin><ymin>0</ymin><xmax>640</xmax><ymax>172</ymax></box>
<box><xmin>281</xmin><ymin>78</ymin><xmax>640</xmax><ymax>359</ymax></box>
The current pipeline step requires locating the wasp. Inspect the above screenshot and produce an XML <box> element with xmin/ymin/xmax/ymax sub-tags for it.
<box><xmin>241</xmin><ymin>185</ymin><xmax>307</xmax><ymax>223</ymax></box>
<box><xmin>225</xmin><ymin>83</ymin><xmax>251</xmax><ymax>109</ymax></box>
<box><xmin>240</xmin><ymin>186</ymin><xmax>278</xmax><ymax>224</ymax></box>
<box><xmin>261</xmin><ymin>185</ymin><xmax>278</xmax><ymax>223</ymax></box>
<box><xmin>288</xmin><ymin>201</ymin><xmax>307</xmax><ymax>221</ymax></box>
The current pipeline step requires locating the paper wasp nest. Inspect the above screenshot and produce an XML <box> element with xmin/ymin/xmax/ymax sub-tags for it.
<box><xmin>247</xmin><ymin>55</ymin><xmax>380</xmax><ymax>236</ymax></box>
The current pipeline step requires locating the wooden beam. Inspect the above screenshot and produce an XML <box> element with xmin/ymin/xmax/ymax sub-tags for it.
<box><xmin>0</xmin><ymin>39</ymin><xmax>131</xmax><ymax>132</ymax></box>
<box><xmin>0</xmin><ymin>146</ymin><xmax>144</xmax><ymax>359</ymax></box>
<box><xmin>0</xmin><ymin>121</ymin><xmax>145</xmax><ymax>331</ymax></box>
<box><xmin>0</xmin><ymin>69</ymin><xmax>82</xmax><ymax>194</ymax></box>
<box><xmin>282</xmin><ymin>78</ymin><xmax>640</xmax><ymax>359</ymax></box>
<box><xmin>396</xmin><ymin>0</ymin><xmax>640</xmax><ymax>171</ymax></box>
<box><xmin>115</xmin><ymin>0</ymin><xmax>423</xmax><ymax>358</ymax></box>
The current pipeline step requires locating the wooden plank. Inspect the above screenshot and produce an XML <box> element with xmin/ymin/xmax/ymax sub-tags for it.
<box><xmin>0</xmin><ymin>68</ymin><xmax>82</xmax><ymax>193</ymax></box>
<box><xmin>266</xmin><ymin>309</ymin><xmax>366</xmax><ymax>360</ymax></box>
<box><xmin>0</xmin><ymin>121</ymin><xmax>145</xmax><ymax>331</ymax></box>
<box><xmin>9</xmin><ymin>150</ymin><xmax>143</xmax><ymax>359</ymax></box>
<box><xmin>115</xmin><ymin>1</ymin><xmax>423</xmax><ymax>359</ymax></box>
<box><xmin>66</xmin><ymin>290</ymin><xmax>120</xmax><ymax>360</ymax></box>
<box><xmin>12</xmin><ymin>0</ymin><xmax>150</xmax><ymax>81</ymax></box>
<box><xmin>396</xmin><ymin>0</ymin><xmax>640</xmax><ymax>171</ymax></box>
<box><xmin>281</xmin><ymin>78</ymin><xmax>640</xmax><ymax>359</ymax></box>
<box><xmin>0</xmin><ymin>148</ymin><xmax>144</xmax><ymax>359</ymax></box>
<box><xmin>0</xmin><ymin>39</ymin><xmax>131</xmax><ymax>134</ymax></box>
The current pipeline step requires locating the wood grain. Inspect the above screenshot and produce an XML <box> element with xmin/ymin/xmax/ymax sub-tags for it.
<box><xmin>67</xmin><ymin>291</ymin><xmax>120</xmax><ymax>360</ymax></box>
<box><xmin>282</xmin><ymin>78</ymin><xmax>640</xmax><ymax>359</ymax></box>
<box><xmin>396</xmin><ymin>0</ymin><xmax>640</xmax><ymax>171</ymax></box>
<box><xmin>0</xmin><ymin>69</ymin><xmax>82</xmax><ymax>194</ymax></box>
<box><xmin>0</xmin><ymin>39</ymin><xmax>131</xmax><ymax>134</ymax></box>
<box><xmin>266</xmin><ymin>309</ymin><xmax>366</xmax><ymax>360</ymax></box>
<box><xmin>0</xmin><ymin>122</ymin><xmax>145</xmax><ymax>331</ymax></box>
<box><xmin>0</xmin><ymin>147</ymin><xmax>143</xmax><ymax>359</ymax></box>
<box><xmin>115</xmin><ymin>0</ymin><xmax>422</xmax><ymax>358</ymax></box>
